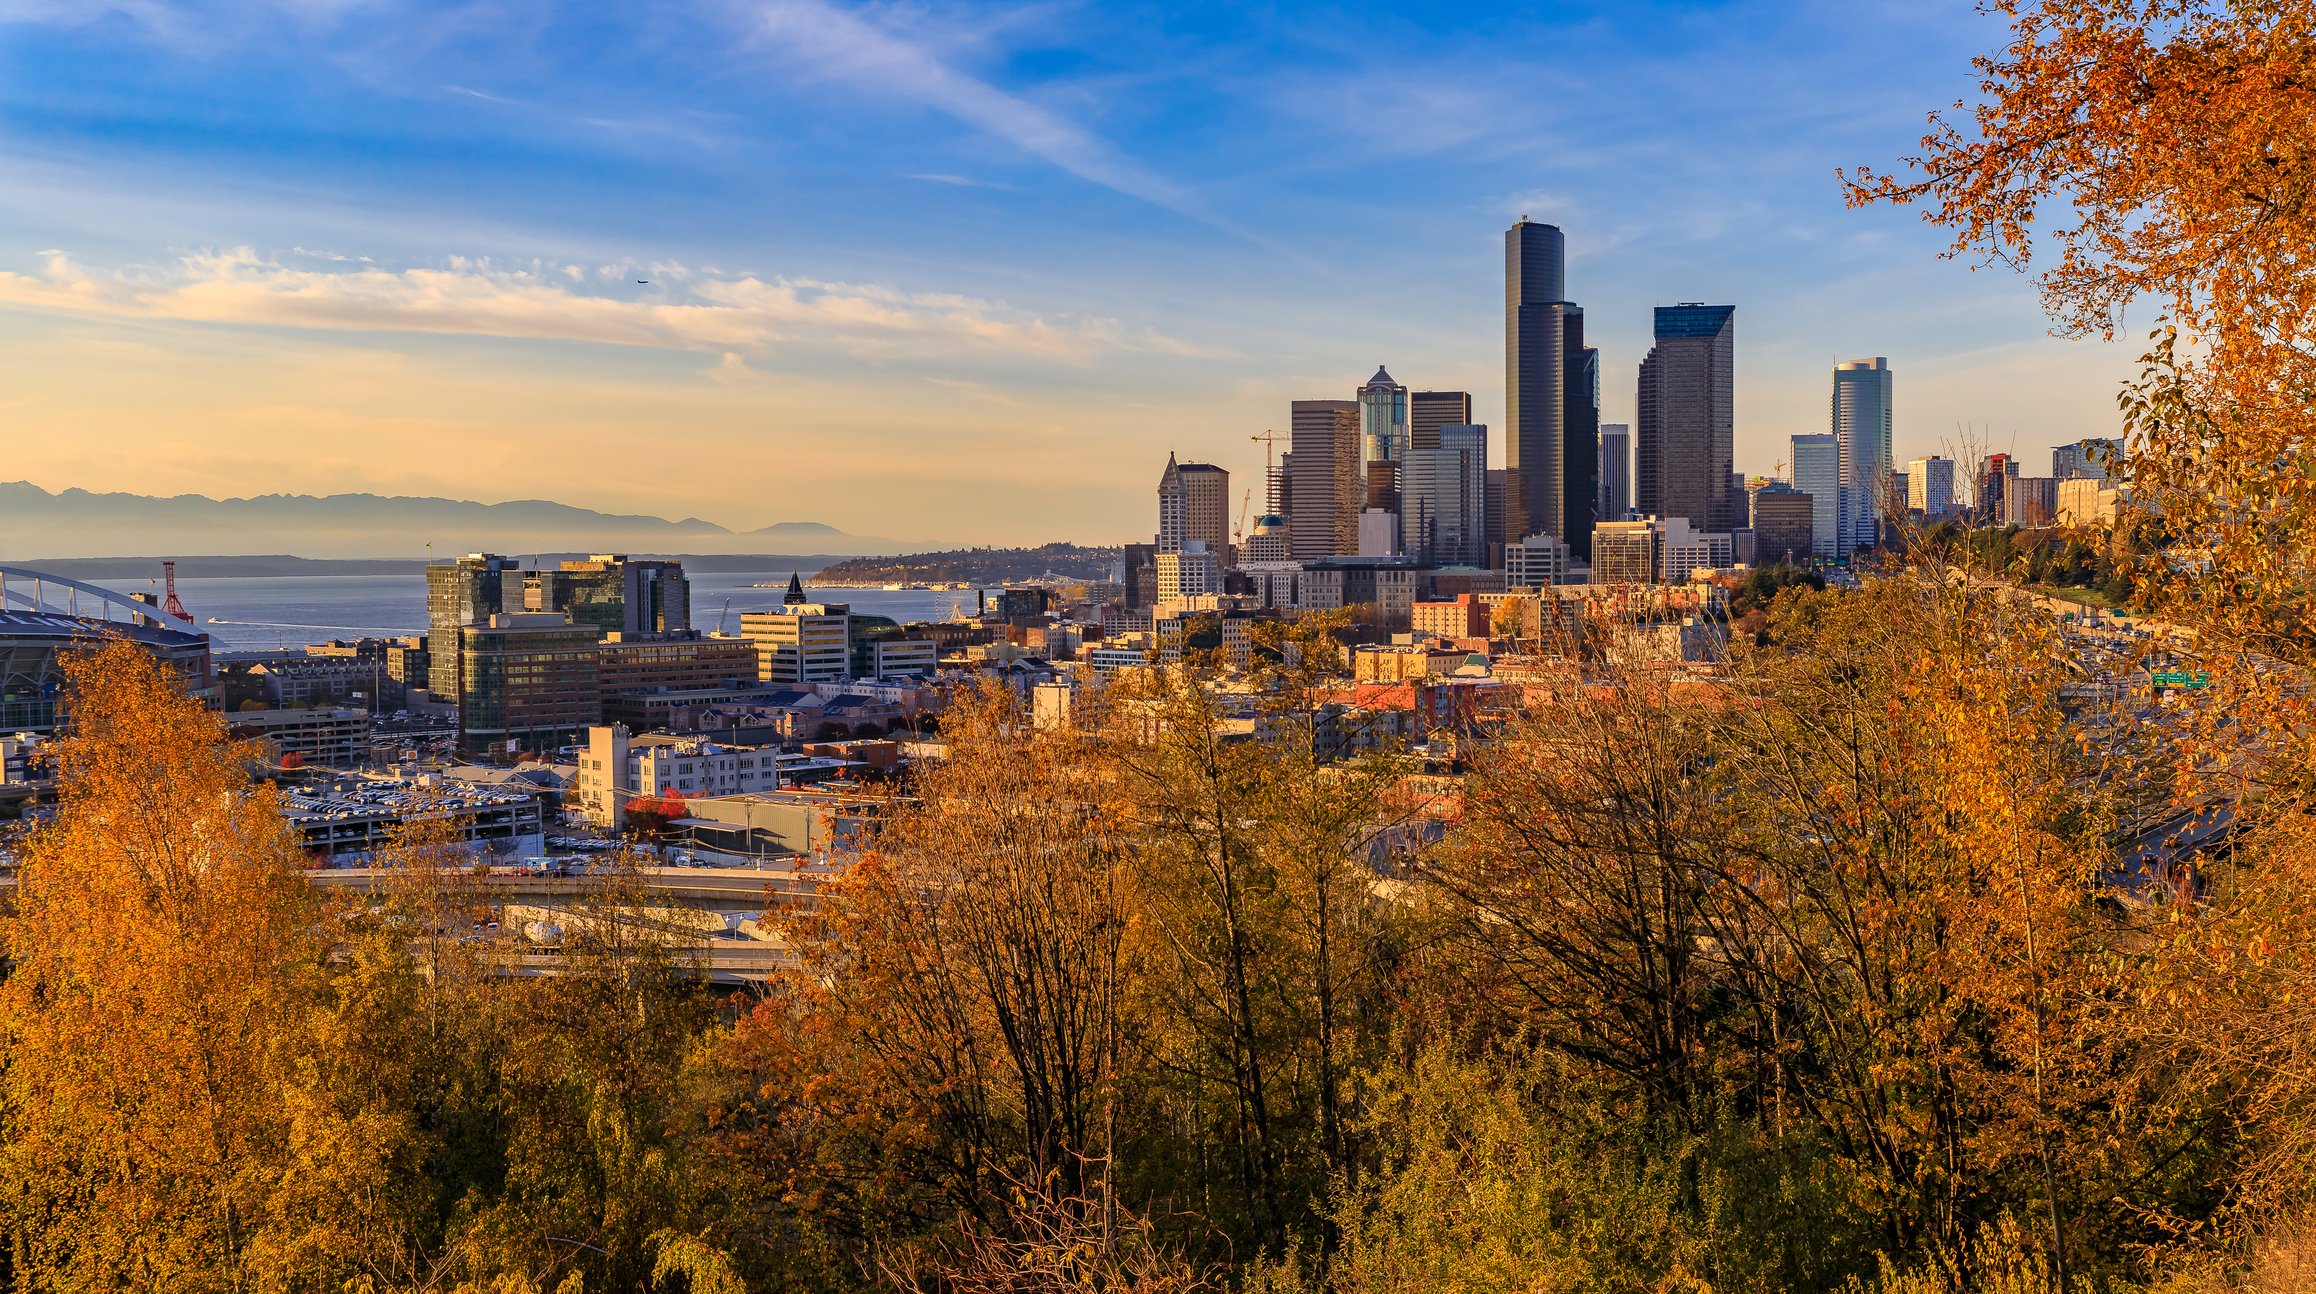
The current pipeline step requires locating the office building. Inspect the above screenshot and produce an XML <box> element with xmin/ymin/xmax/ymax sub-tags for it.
<box><xmin>597</xmin><ymin>631</ymin><xmax>758</xmax><ymax>703</ymax></box>
<box><xmin>1290</xmin><ymin>399</ymin><xmax>1362</xmax><ymax>560</ymax></box>
<box><xmin>1636</xmin><ymin>305</ymin><xmax>1737</xmax><ymax>538</ymax></box>
<box><xmin>1300</xmin><ymin>558</ymin><xmax>1431</xmax><ymax>629</ymax></box>
<box><xmin>1357</xmin><ymin>509</ymin><xmax>1399</xmax><ymax>557</ymax></box>
<box><xmin>1359</xmin><ymin>366</ymin><xmax>1409</xmax><ymax>467</ymax></box>
<box><xmin>457</xmin><ymin>612</ymin><xmax>603</xmax><ymax>756</ymax></box>
<box><xmin>1364</xmin><ymin>460</ymin><xmax>1400</xmax><ymax>550</ymax></box>
<box><xmin>1157</xmin><ymin>542</ymin><xmax>1222</xmax><ymax>601</ymax></box>
<box><xmin>2002</xmin><ymin>476</ymin><xmax>2060</xmax><ymax>526</ymax></box>
<box><xmin>1241</xmin><ymin>513</ymin><xmax>1291</xmax><ymax>563</ymax></box>
<box><xmin>1158</xmin><ymin>454</ymin><xmax>1232</xmax><ymax>560</ymax></box>
<box><xmin>225</xmin><ymin>707</ymin><xmax>372</xmax><ymax>769</ymax></box>
<box><xmin>385</xmin><ymin>637</ymin><xmax>430</xmax><ymax>692</ymax></box>
<box><xmin>1122</xmin><ymin>541</ymin><xmax>1159</xmax><ymax>610</ymax></box>
<box><xmin>1730</xmin><ymin>472</ymin><xmax>1750</xmax><ymax>529</ymax></box>
<box><xmin>1591</xmin><ymin>516</ymin><xmax>1734</xmax><ymax>583</ymax></box>
<box><xmin>1484</xmin><ymin>469</ymin><xmax>1508</xmax><ymax>558</ymax></box>
<box><xmin>1410</xmin><ymin>390</ymin><xmax>1473</xmax><ymax>451</ymax></box>
<box><xmin>1591</xmin><ymin>521</ymin><xmax>1663</xmax><ymax>585</ymax></box>
<box><xmin>1980</xmin><ymin>454</ymin><xmax>2021</xmax><ymax>522</ymax></box>
<box><xmin>1505</xmin><ymin>533</ymin><xmax>1571</xmax><ymax>590</ymax></box>
<box><xmin>742</xmin><ymin>604</ymin><xmax>853</xmax><ymax>688</ymax></box>
<box><xmin>1832</xmin><ymin>358</ymin><xmax>1895</xmax><ymax>554</ymax></box>
<box><xmin>1599</xmin><ymin>424</ymin><xmax>1631</xmax><ymax>522</ymax></box>
<box><xmin>1752</xmin><ymin>491</ymin><xmax>1815</xmax><ymax>567</ymax></box>
<box><xmin>2057</xmin><ymin>478</ymin><xmax>2126</xmax><ymax>526</ymax></box>
<box><xmin>1659</xmin><ymin>517</ymin><xmax>1736</xmax><ymax>580</ymax></box>
<box><xmin>527</xmin><ymin>556</ymin><xmax>689</xmax><ymax>639</ymax></box>
<box><xmin>1402</xmin><ymin>423</ymin><xmax>1489</xmax><ymax>568</ymax></box>
<box><xmin>426</xmin><ymin>553</ymin><xmax>514</xmax><ymax>699</ymax></box>
<box><xmin>1907</xmin><ymin>456</ymin><xmax>1956</xmax><ymax>516</ymax></box>
<box><xmin>1505</xmin><ymin>218</ymin><xmax>1597</xmax><ymax>557</ymax></box>
<box><xmin>2053</xmin><ymin>438</ymin><xmax>2122</xmax><ymax>480</ymax></box>
<box><xmin>1791</xmin><ymin>434</ymin><xmax>1841</xmax><ymax>560</ymax></box>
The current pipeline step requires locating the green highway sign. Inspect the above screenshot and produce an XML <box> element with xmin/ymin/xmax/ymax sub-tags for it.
<box><xmin>2151</xmin><ymin>671</ymin><xmax>2210</xmax><ymax>688</ymax></box>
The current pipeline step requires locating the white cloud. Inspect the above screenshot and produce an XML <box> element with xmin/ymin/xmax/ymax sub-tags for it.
<box><xmin>0</xmin><ymin>249</ymin><xmax>1200</xmax><ymax>363</ymax></box>
<box><xmin>740</xmin><ymin>0</ymin><xmax>1254</xmax><ymax>239</ymax></box>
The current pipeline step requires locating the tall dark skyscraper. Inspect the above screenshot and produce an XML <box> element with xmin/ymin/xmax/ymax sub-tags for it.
<box><xmin>1409</xmin><ymin>390</ymin><xmax>1473</xmax><ymax>451</ymax></box>
<box><xmin>1636</xmin><ymin>304</ymin><xmax>1736</xmax><ymax>534</ymax></box>
<box><xmin>1504</xmin><ymin>219</ymin><xmax>1597</xmax><ymax>557</ymax></box>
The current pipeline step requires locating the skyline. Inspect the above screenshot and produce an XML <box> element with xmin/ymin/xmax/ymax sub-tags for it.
<box><xmin>0</xmin><ymin>0</ymin><xmax>2139</xmax><ymax>551</ymax></box>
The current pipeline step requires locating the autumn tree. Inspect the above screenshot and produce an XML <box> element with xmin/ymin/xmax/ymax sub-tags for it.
<box><xmin>0</xmin><ymin>635</ymin><xmax>319</xmax><ymax>1288</ymax></box>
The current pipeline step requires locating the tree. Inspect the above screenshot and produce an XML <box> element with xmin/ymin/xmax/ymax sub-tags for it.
<box><xmin>0</xmin><ymin>635</ymin><xmax>320</xmax><ymax>1287</ymax></box>
<box><xmin>627</xmin><ymin>788</ymin><xmax>689</xmax><ymax>837</ymax></box>
<box><xmin>1843</xmin><ymin>0</ymin><xmax>2316</xmax><ymax>652</ymax></box>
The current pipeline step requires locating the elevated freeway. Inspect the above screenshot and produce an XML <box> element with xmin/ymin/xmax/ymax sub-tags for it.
<box><xmin>309</xmin><ymin>865</ymin><xmax>829</xmax><ymax>915</ymax></box>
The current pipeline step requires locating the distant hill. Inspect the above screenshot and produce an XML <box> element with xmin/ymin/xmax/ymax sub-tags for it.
<box><xmin>0</xmin><ymin>482</ymin><xmax>924</xmax><ymax>561</ymax></box>
<box><xmin>812</xmin><ymin>544</ymin><xmax>1122</xmax><ymax>586</ymax></box>
<box><xmin>12</xmin><ymin>553</ymin><xmax>863</xmax><ymax>580</ymax></box>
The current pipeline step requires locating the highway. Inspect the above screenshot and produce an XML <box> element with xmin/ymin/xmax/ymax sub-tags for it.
<box><xmin>309</xmin><ymin>865</ymin><xmax>827</xmax><ymax>914</ymax></box>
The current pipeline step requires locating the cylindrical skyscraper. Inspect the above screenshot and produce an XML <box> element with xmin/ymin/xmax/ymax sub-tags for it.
<box><xmin>1504</xmin><ymin>219</ymin><xmax>1592</xmax><ymax>556</ymax></box>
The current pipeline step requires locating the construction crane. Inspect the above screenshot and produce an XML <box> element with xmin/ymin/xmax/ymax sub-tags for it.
<box><xmin>161</xmin><ymin>560</ymin><xmax>192</xmax><ymax>624</ymax></box>
<box><xmin>1250</xmin><ymin>429</ymin><xmax>1286</xmax><ymax>512</ymax></box>
<box><xmin>715</xmin><ymin>596</ymin><xmax>733</xmax><ymax>636</ymax></box>
<box><xmin>1233</xmin><ymin>487</ymin><xmax>1253</xmax><ymax>548</ymax></box>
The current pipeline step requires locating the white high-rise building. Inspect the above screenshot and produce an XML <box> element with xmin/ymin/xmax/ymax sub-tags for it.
<box><xmin>1791</xmin><ymin>434</ymin><xmax>1841</xmax><ymax>561</ymax></box>
<box><xmin>1156</xmin><ymin>541</ymin><xmax>1221</xmax><ymax>601</ymax></box>
<box><xmin>1832</xmin><ymin>358</ymin><xmax>1894</xmax><ymax>554</ymax></box>
<box><xmin>1157</xmin><ymin>453</ymin><xmax>1230</xmax><ymax>560</ymax></box>
<box><xmin>1906</xmin><ymin>455</ymin><xmax>1955</xmax><ymax>517</ymax></box>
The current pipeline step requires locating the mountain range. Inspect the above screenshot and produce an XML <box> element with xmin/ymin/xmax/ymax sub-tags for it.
<box><xmin>0</xmin><ymin>482</ymin><xmax>920</xmax><ymax>561</ymax></box>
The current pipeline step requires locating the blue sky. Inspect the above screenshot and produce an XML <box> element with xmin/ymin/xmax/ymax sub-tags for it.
<box><xmin>0</xmin><ymin>0</ymin><xmax>2139</xmax><ymax>549</ymax></box>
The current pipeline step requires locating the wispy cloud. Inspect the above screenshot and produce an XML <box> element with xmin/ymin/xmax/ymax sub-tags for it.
<box><xmin>741</xmin><ymin>0</ymin><xmax>1238</xmax><ymax>233</ymax></box>
<box><xmin>0</xmin><ymin>250</ymin><xmax>1204</xmax><ymax>363</ymax></box>
<box><xmin>911</xmin><ymin>173</ymin><xmax>1008</xmax><ymax>189</ymax></box>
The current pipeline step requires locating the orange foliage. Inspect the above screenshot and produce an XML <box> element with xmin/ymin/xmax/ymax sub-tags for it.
<box><xmin>0</xmin><ymin>634</ymin><xmax>317</xmax><ymax>1284</ymax></box>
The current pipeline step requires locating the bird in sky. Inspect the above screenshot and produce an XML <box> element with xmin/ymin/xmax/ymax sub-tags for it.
<box><xmin>637</xmin><ymin>280</ymin><xmax>648</xmax><ymax>284</ymax></box>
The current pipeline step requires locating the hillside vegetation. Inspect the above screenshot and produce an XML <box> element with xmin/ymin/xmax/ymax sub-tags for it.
<box><xmin>811</xmin><ymin>541</ymin><xmax>1122</xmax><ymax>586</ymax></box>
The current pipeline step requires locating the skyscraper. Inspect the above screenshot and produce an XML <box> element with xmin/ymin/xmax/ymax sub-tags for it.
<box><xmin>1832</xmin><ymin>358</ymin><xmax>1894</xmax><ymax>554</ymax></box>
<box><xmin>1505</xmin><ymin>218</ymin><xmax>1593</xmax><ymax>554</ymax></box>
<box><xmin>1791</xmin><ymin>434</ymin><xmax>1840</xmax><ymax>560</ymax></box>
<box><xmin>1410</xmin><ymin>390</ymin><xmax>1473</xmax><ymax>451</ymax></box>
<box><xmin>1358</xmin><ymin>367</ymin><xmax>1408</xmax><ymax>468</ymax></box>
<box><xmin>1566</xmin><ymin>327</ymin><xmax>1600</xmax><ymax>559</ymax></box>
<box><xmin>1907</xmin><ymin>456</ymin><xmax>1955</xmax><ymax>516</ymax></box>
<box><xmin>1402</xmin><ymin>424</ymin><xmax>1488</xmax><ymax>568</ymax></box>
<box><xmin>2052</xmin><ymin>438</ymin><xmax>2122</xmax><ymax>480</ymax></box>
<box><xmin>1636</xmin><ymin>304</ymin><xmax>1736</xmax><ymax>535</ymax></box>
<box><xmin>1158</xmin><ymin>453</ymin><xmax>1231</xmax><ymax>559</ymax></box>
<box><xmin>1290</xmin><ymin>400</ymin><xmax>1361</xmax><ymax>561</ymax></box>
<box><xmin>426</xmin><ymin>553</ymin><xmax>513</xmax><ymax>699</ymax></box>
<box><xmin>527</xmin><ymin>556</ymin><xmax>689</xmax><ymax>637</ymax></box>
<box><xmin>1598</xmin><ymin>423</ymin><xmax>1631</xmax><ymax>524</ymax></box>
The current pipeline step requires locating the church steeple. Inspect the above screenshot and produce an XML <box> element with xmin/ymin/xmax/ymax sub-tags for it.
<box><xmin>784</xmin><ymin>571</ymin><xmax>806</xmax><ymax>605</ymax></box>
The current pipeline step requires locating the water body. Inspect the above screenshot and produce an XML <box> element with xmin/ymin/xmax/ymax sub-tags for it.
<box><xmin>80</xmin><ymin>570</ymin><xmax>992</xmax><ymax>651</ymax></box>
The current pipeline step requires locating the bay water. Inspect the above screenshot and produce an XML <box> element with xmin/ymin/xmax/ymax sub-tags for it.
<box><xmin>81</xmin><ymin>570</ymin><xmax>985</xmax><ymax>651</ymax></box>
